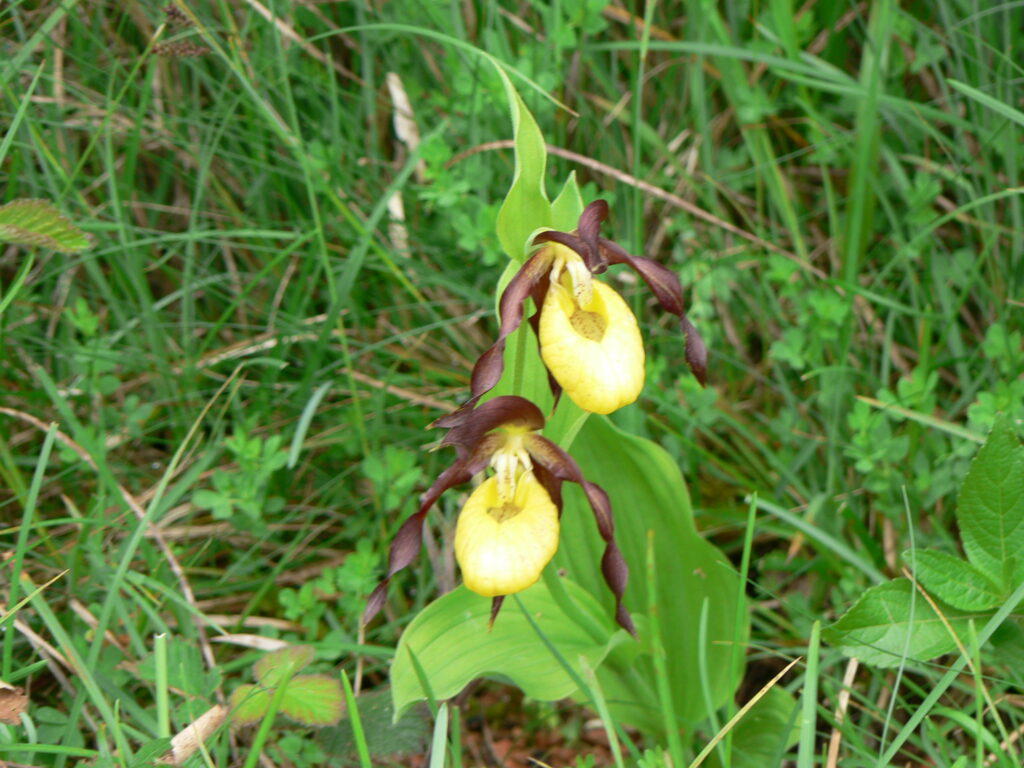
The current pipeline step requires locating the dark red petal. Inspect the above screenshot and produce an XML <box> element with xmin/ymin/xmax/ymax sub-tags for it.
<box><xmin>599</xmin><ymin>238</ymin><xmax>684</xmax><ymax>314</ymax></box>
<box><xmin>532</xmin><ymin>463</ymin><xmax>564</xmax><ymax>515</ymax></box>
<box><xmin>488</xmin><ymin>595</ymin><xmax>505</xmax><ymax>630</ymax></box>
<box><xmin>601</xmin><ymin>541</ymin><xmax>635</xmax><ymax>635</ymax></box>
<box><xmin>364</xmin><ymin>448</ymin><xmax>491</xmax><ymax>626</ymax></box>
<box><xmin>525</xmin><ymin>434</ymin><xmax>632</xmax><ymax>633</ymax></box>
<box><xmin>362</xmin><ymin>511</ymin><xmax>428</xmax><ymax>626</ymax></box>
<box><xmin>576</xmin><ymin>200</ymin><xmax>610</xmax><ymax>271</ymax></box>
<box><xmin>531</xmin><ymin>229</ymin><xmax>604</xmax><ymax>273</ymax></box>
<box><xmin>438</xmin><ymin>396</ymin><xmax>545</xmax><ymax>451</ymax></box>
<box><xmin>680</xmin><ymin>315</ymin><xmax>708</xmax><ymax>386</ymax></box>
<box><xmin>472</xmin><ymin>253</ymin><xmax>552</xmax><ymax>392</ymax></box>
<box><xmin>523</xmin><ymin>434</ymin><xmax>587</xmax><ymax>485</ymax></box>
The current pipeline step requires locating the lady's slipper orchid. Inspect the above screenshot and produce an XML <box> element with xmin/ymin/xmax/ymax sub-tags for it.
<box><xmin>363</xmin><ymin>396</ymin><xmax>633</xmax><ymax>633</ymax></box>
<box><xmin>441</xmin><ymin>199</ymin><xmax>707</xmax><ymax>418</ymax></box>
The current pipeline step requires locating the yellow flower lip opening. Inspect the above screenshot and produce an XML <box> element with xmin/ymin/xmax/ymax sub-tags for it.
<box><xmin>454</xmin><ymin>472</ymin><xmax>559</xmax><ymax>598</ymax></box>
<box><xmin>539</xmin><ymin>278</ymin><xmax>645</xmax><ymax>414</ymax></box>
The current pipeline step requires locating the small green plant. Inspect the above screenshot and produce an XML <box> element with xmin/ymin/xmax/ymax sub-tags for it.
<box><xmin>827</xmin><ymin>416</ymin><xmax>1024</xmax><ymax>668</ymax></box>
<box><xmin>193</xmin><ymin>428</ymin><xmax>289</xmax><ymax>527</ymax></box>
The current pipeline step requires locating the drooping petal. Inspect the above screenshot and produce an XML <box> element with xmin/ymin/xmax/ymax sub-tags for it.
<box><xmin>454</xmin><ymin>474</ymin><xmax>559</xmax><ymax>598</ymax></box>
<box><xmin>598</xmin><ymin>238</ymin><xmax>707</xmax><ymax>385</ymax></box>
<box><xmin>525</xmin><ymin>434</ymin><xmax>634</xmax><ymax>635</ymax></box>
<box><xmin>539</xmin><ymin>279</ymin><xmax>645</xmax><ymax>414</ymax></box>
<box><xmin>433</xmin><ymin>251</ymin><xmax>553</xmax><ymax>428</ymax></box>
<box><xmin>363</xmin><ymin>443</ymin><xmax>493</xmax><ymax>626</ymax></box>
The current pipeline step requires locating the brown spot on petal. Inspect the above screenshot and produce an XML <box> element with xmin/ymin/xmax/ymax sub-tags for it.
<box><xmin>569</xmin><ymin>308</ymin><xmax>606</xmax><ymax>341</ymax></box>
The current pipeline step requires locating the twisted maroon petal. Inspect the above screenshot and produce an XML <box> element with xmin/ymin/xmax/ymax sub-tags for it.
<box><xmin>362</xmin><ymin>446</ymin><xmax>491</xmax><ymax>626</ymax></box>
<box><xmin>524</xmin><ymin>434</ymin><xmax>634</xmax><ymax>634</ymax></box>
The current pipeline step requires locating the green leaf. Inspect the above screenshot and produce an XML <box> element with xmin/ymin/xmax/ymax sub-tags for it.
<box><xmin>958</xmin><ymin>416</ymin><xmax>1024</xmax><ymax>584</ymax></box>
<box><xmin>908</xmin><ymin>549</ymin><xmax>1003</xmax><ymax>611</ymax></box>
<box><xmin>705</xmin><ymin>687</ymin><xmax>799</xmax><ymax>768</ymax></box>
<box><xmin>230</xmin><ymin>684</ymin><xmax>272</xmax><ymax>725</ymax></box>
<box><xmin>391</xmin><ymin>579</ymin><xmax>627</xmax><ymax>719</ymax></box>
<box><xmin>0</xmin><ymin>199</ymin><xmax>91</xmax><ymax>252</ymax></box>
<box><xmin>254</xmin><ymin>645</ymin><xmax>316</xmax><ymax>688</ymax></box>
<box><xmin>554</xmin><ymin>416</ymin><xmax>745</xmax><ymax>725</ymax></box>
<box><xmin>494</xmin><ymin>74</ymin><xmax>551</xmax><ymax>263</ymax></box>
<box><xmin>550</xmin><ymin>172</ymin><xmax>584</xmax><ymax>231</ymax></box>
<box><xmin>824</xmin><ymin>578</ymin><xmax>972</xmax><ymax>667</ymax></box>
<box><xmin>280</xmin><ymin>674</ymin><xmax>345</xmax><ymax>726</ymax></box>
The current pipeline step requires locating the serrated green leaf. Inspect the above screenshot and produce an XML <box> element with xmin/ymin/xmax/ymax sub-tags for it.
<box><xmin>279</xmin><ymin>674</ymin><xmax>345</xmax><ymax>726</ymax></box>
<box><xmin>824</xmin><ymin>578</ymin><xmax>973</xmax><ymax>667</ymax></box>
<box><xmin>705</xmin><ymin>687</ymin><xmax>799</xmax><ymax>768</ymax></box>
<box><xmin>494</xmin><ymin>74</ymin><xmax>551</xmax><ymax>263</ymax></box>
<box><xmin>230</xmin><ymin>684</ymin><xmax>272</xmax><ymax>725</ymax></box>
<box><xmin>0</xmin><ymin>199</ymin><xmax>91</xmax><ymax>253</ymax></box>
<box><xmin>391</xmin><ymin>579</ymin><xmax>628</xmax><ymax>720</ymax></box>
<box><xmin>550</xmin><ymin>172</ymin><xmax>584</xmax><ymax>231</ymax></box>
<box><xmin>958</xmin><ymin>416</ymin><xmax>1024</xmax><ymax>584</ymax></box>
<box><xmin>908</xmin><ymin>549</ymin><xmax>1003</xmax><ymax>611</ymax></box>
<box><xmin>254</xmin><ymin>645</ymin><xmax>315</xmax><ymax>687</ymax></box>
<box><xmin>553</xmin><ymin>416</ymin><xmax>745</xmax><ymax>725</ymax></box>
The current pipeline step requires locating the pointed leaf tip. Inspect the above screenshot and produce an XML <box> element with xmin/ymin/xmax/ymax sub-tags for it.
<box><xmin>0</xmin><ymin>199</ymin><xmax>92</xmax><ymax>253</ymax></box>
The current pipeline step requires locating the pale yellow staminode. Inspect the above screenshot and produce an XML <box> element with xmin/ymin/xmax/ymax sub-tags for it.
<box><xmin>539</xmin><ymin>276</ymin><xmax>645</xmax><ymax>414</ymax></box>
<box><xmin>454</xmin><ymin>473</ymin><xmax>559</xmax><ymax>597</ymax></box>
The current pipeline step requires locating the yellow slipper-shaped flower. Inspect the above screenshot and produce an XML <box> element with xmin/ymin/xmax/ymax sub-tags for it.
<box><xmin>455</xmin><ymin>472</ymin><xmax>559</xmax><ymax>597</ymax></box>
<box><xmin>539</xmin><ymin>278</ymin><xmax>645</xmax><ymax>414</ymax></box>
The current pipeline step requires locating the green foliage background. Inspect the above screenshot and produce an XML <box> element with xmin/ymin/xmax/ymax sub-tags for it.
<box><xmin>1</xmin><ymin>0</ymin><xmax>1022</xmax><ymax>765</ymax></box>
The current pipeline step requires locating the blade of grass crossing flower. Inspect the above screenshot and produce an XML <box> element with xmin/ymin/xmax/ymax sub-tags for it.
<box><xmin>3</xmin><ymin>424</ymin><xmax>56</xmax><ymax>679</ymax></box>
<box><xmin>512</xmin><ymin>595</ymin><xmax>633</xmax><ymax>768</ymax></box>
<box><xmin>631</xmin><ymin>0</ymin><xmax>657</xmax><ymax>254</ymax></box>
<box><xmin>25</xmin><ymin>577</ymin><xmax>133</xmax><ymax>763</ymax></box>
<box><xmin>723</xmin><ymin>495</ymin><xmax>757</xmax><ymax>762</ymax></box>
<box><xmin>154</xmin><ymin>634</ymin><xmax>170</xmax><ymax>740</ymax></box>
<box><xmin>796</xmin><ymin>621</ymin><xmax>820</xmax><ymax>768</ymax></box>
<box><xmin>242</xmin><ymin>666</ymin><xmax>295</xmax><ymax>768</ymax></box>
<box><xmin>645</xmin><ymin>532</ymin><xmax>685</xmax><ymax>767</ymax></box>
<box><xmin>697</xmin><ymin>599</ymin><xmax>725</xmax><ymax>766</ymax></box>
<box><xmin>404</xmin><ymin>647</ymin><xmax>440</xmax><ymax>719</ymax></box>
<box><xmin>428</xmin><ymin>703</ymin><xmax>449</xmax><ymax>768</ymax></box>
<box><xmin>689</xmin><ymin>658</ymin><xmax>801</xmax><ymax>768</ymax></box>
<box><xmin>288</xmin><ymin>382</ymin><xmax>331</xmax><ymax>469</ymax></box>
<box><xmin>341</xmin><ymin>669</ymin><xmax>372</xmax><ymax>768</ymax></box>
<box><xmin>448</xmin><ymin>705</ymin><xmax>462</xmax><ymax>768</ymax></box>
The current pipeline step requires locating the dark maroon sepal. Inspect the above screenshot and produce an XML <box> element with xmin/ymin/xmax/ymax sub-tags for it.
<box><xmin>601</xmin><ymin>541</ymin><xmax>635</xmax><ymax>635</ymax></box>
<box><xmin>488</xmin><ymin>595</ymin><xmax>505</xmax><ymax>630</ymax></box>
<box><xmin>458</xmin><ymin>251</ymin><xmax>553</xmax><ymax>408</ymax></box>
<box><xmin>363</xmin><ymin>442</ymin><xmax>493</xmax><ymax>626</ymax></box>
<box><xmin>680</xmin><ymin>315</ymin><xmax>708</xmax><ymax>386</ymax></box>
<box><xmin>525</xmin><ymin>433</ymin><xmax>632</xmax><ymax>633</ymax></box>
<box><xmin>439</xmin><ymin>396</ymin><xmax>545</xmax><ymax>453</ymax></box>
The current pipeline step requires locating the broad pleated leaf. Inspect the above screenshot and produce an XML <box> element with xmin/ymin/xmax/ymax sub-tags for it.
<box><xmin>391</xmin><ymin>579</ymin><xmax>628</xmax><ymax>719</ymax></box>
<box><xmin>494</xmin><ymin>73</ymin><xmax>550</xmax><ymax>263</ymax></box>
<box><xmin>553</xmin><ymin>415</ymin><xmax>745</xmax><ymax>725</ymax></box>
